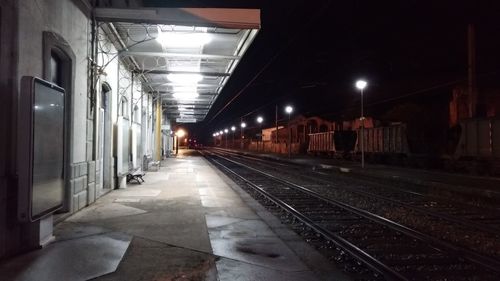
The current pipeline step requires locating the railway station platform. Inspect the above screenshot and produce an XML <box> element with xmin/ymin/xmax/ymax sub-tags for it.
<box><xmin>0</xmin><ymin>150</ymin><xmax>350</xmax><ymax>281</ymax></box>
<box><xmin>212</xmin><ymin>148</ymin><xmax>500</xmax><ymax>203</ymax></box>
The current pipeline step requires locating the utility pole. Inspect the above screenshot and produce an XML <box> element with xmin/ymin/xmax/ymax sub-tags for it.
<box><xmin>240</xmin><ymin>117</ymin><xmax>244</xmax><ymax>150</ymax></box>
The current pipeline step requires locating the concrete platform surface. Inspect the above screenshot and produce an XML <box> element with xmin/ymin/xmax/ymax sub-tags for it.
<box><xmin>0</xmin><ymin>149</ymin><xmax>351</xmax><ymax>281</ymax></box>
<box><xmin>0</xmin><ymin>231</ymin><xmax>131</xmax><ymax>281</ymax></box>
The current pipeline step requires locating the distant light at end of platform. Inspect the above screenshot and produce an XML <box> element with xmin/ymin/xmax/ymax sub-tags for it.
<box><xmin>355</xmin><ymin>80</ymin><xmax>367</xmax><ymax>90</ymax></box>
<box><xmin>257</xmin><ymin>116</ymin><xmax>263</xmax><ymax>123</ymax></box>
<box><xmin>224</xmin><ymin>128</ymin><xmax>229</xmax><ymax>133</ymax></box>
<box><xmin>285</xmin><ymin>105</ymin><xmax>293</xmax><ymax>114</ymax></box>
<box><xmin>176</xmin><ymin>129</ymin><xmax>186</xmax><ymax>138</ymax></box>
<box><xmin>241</xmin><ymin>122</ymin><xmax>246</xmax><ymax>128</ymax></box>
<box><xmin>231</xmin><ymin>126</ymin><xmax>236</xmax><ymax>131</ymax></box>
<box><xmin>219</xmin><ymin>130</ymin><xmax>223</xmax><ymax>134</ymax></box>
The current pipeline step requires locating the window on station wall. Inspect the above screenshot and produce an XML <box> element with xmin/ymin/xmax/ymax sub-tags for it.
<box><xmin>101</xmin><ymin>88</ymin><xmax>108</xmax><ymax>110</ymax></box>
<box><xmin>119</xmin><ymin>96</ymin><xmax>129</xmax><ymax>119</ymax></box>
<box><xmin>50</xmin><ymin>52</ymin><xmax>62</xmax><ymax>86</ymax></box>
<box><xmin>133</xmin><ymin>104</ymin><xmax>139</xmax><ymax>123</ymax></box>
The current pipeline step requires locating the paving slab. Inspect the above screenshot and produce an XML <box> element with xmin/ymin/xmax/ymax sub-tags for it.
<box><xmin>93</xmin><ymin>237</ymin><xmax>217</xmax><ymax>281</ymax></box>
<box><xmin>0</xmin><ymin>231</ymin><xmax>131</xmax><ymax>281</ymax></box>
<box><xmin>216</xmin><ymin>257</ymin><xmax>321</xmax><ymax>281</ymax></box>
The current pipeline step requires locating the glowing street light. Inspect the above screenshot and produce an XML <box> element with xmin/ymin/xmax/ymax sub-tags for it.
<box><xmin>256</xmin><ymin>116</ymin><xmax>263</xmax><ymax>151</ymax></box>
<box><xmin>284</xmin><ymin>105</ymin><xmax>293</xmax><ymax>158</ymax></box>
<box><xmin>240</xmin><ymin>122</ymin><xmax>247</xmax><ymax>150</ymax></box>
<box><xmin>356</xmin><ymin>80</ymin><xmax>367</xmax><ymax>91</ymax></box>
<box><xmin>224</xmin><ymin>128</ymin><xmax>229</xmax><ymax>148</ymax></box>
<box><xmin>231</xmin><ymin>126</ymin><xmax>236</xmax><ymax>148</ymax></box>
<box><xmin>355</xmin><ymin>79</ymin><xmax>367</xmax><ymax>168</ymax></box>
<box><xmin>176</xmin><ymin>129</ymin><xmax>186</xmax><ymax>138</ymax></box>
<box><xmin>175</xmin><ymin>129</ymin><xmax>186</xmax><ymax>154</ymax></box>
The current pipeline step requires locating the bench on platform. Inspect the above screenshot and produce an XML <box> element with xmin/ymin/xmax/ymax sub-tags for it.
<box><xmin>149</xmin><ymin>161</ymin><xmax>160</xmax><ymax>171</ymax></box>
<box><xmin>143</xmin><ymin>155</ymin><xmax>160</xmax><ymax>171</ymax></box>
<box><xmin>126</xmin><ymin>168</ymin><xmax>145</xmax><ymax>184</ymax></box>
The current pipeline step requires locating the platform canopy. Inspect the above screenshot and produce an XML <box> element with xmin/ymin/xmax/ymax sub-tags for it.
<box><xmin>96</xmin><ymin>8</ymin><xmax>260</xmax><ymax>123</ymax></box>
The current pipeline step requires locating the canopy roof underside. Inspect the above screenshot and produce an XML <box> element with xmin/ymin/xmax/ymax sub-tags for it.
<box><xmin>96</xmin><ymin>8</ymin><xmax>260</xmax><ymax>123</ymax></box>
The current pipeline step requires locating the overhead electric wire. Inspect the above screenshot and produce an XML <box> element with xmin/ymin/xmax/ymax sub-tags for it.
<box><xmin>208</xmin><ymin>0</ymin><xmax>332</xmax><ymax>124</ymax></box>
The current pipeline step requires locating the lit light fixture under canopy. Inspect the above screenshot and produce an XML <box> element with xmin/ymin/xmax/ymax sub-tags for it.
<box><xmin>117</xmin><ymin>11</ymin><xmax>261</xmax><ymax>124</ymax></box>
<box><xmin>178</xmin><ymin>105</ymin><xmax>194</xmax><ymax>111</ymax></box>
<box><xmin>173</xmin><ymin>92</ymin><xmax>199</xmax><ymax>100</ymax></box>
<box><xmin>173</xmin><ymin>86</ymin><xmax>198</xmax><ymax>93</ymax></box>
<box><xmin>167</xmin><ymin>73</ymin><xmax>203</xmax><ymax>84</ymax></box>
<box><xmin>156</xmin><ymin>27</ymin><xmax>212</xmax><ymax>48</ymax></box>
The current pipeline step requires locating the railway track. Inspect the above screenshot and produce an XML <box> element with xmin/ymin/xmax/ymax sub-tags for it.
<box><xmin>201</xmin><ymin>149</ymin><xmax>500</xmax><ymax>281</ymax></box>
<box><xmin>209</xmin><ymin>148</ymin><xmax>500</xmax><ymax>259</ymax></box>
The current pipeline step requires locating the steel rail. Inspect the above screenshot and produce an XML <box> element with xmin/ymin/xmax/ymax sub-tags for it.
<box><xmin>207</xmin><ymin>149</ymin><xmax>500</xmax><ymax>273</ymax></box>
<box><xmin>204</xmin><ymin>153</ymin><xmax>406</xmax><ymax>281</ymax></box>
<box><xmin>213</xmin><ymin>148</ymin><xmax>500</xmax><ymax>235</ymax></box>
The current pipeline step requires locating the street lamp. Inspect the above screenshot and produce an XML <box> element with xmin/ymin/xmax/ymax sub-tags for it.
<box><xmin>285</xmin><ymin>105</ymin><xmax>293</xmax><ymax>158</ymax></box>
<box><xmin>240</xmin><ymin>122</ymin><xmax>246</xmax><ymax>150</ymax></box>
<box><xmin>256</xmin><ymin>116</ymin><xmax>263</xmax><ymax>151</ymax></box>
<box><xmin>224</xmin><ymin>128</ymin><xmax>229</xmax><ymax>148</ymax></box>
<box><xmin>175</xmin><ymin>129</ymin><xmax>186</xmax><ymax>154</ymax></box>
<box><xmin>231</xmin><ymin>126</ymin><xmax>236</xmax><ymax>148</ymax></box>
<box><xmin>355</xmin><ymin>80</ymin><xmax>367</xmax><ymax>168</ymax></box>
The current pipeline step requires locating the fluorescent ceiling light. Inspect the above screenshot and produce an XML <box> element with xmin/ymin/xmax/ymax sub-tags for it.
<box><xmin>173</xmin><ymin>92</ymin><xmax>199</xmax><ymax>100</ymax></box>
<box><xmin>173</xmin><ymin>86</ymin><xmax>198</xmax><ymax>93</ymax></box>
<box><xmin>157</xmin><ymin>29</ymin><xmax>212</xmax><ymax>47</ymax></box>
<box><xmin>176</xmin><ymin>118</ymin><xmax>197</xmax><ymax>123</ymax></box>
<box><xmin>178</xmin><ymin>105</ymin><xmax>194</xmax><ymax>111</ymax></box>
<box><xmin>167</xmin><ymin>74</ymin><xmax>203</xmax><ymax>83</ymax></box>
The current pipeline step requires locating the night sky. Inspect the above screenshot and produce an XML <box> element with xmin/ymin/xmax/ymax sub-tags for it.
<box><xmin>144</xmin><ymin>0</ymin><xmax>500</xmax><ymax>142</ymax></box>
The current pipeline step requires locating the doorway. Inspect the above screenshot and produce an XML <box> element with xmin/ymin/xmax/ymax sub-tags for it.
<box><xmin>43</xmin><ymin>31</ymin><xmax>76</xmax><ymax>216</ymax></box>
<box><xmin>100</xmin><ymin>83</ymin><xmax>112</xmax><ymax>194</ymax></box>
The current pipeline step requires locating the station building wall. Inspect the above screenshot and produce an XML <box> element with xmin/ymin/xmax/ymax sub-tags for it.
<box><xmin>0</xmin><ymin>0</ymin><xmax>157</xmax><ymax>260</ymax></box>
<box><xmin>0</xmin><ymin>0</ymin><xmax>20</xmax><ymax>261</ymax></box>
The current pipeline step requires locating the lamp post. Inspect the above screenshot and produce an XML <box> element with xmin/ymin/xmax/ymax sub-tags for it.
<box><xmin>285</xmin><ymin>105</ymin><xmax>293</xmax><ymax>158</ymax></box>
<box><xmin>231</xmin><ymin>126</ymin><xmax>236</xmax><ymax>148</ymax></box>
<box><xmin>256</xmin><ymin>116</ymin><xmax>263</xmax><ymax>151</ymax></box>
<box><xmin>240</xmin><ymin>122</ymin><xmax>246</xmax><ymax>150</ymax></box>
<box><xmin>224</xmin><ymin>128</ymin><xmax>229</xmax><ymax>148</ymax></box>
<box><xmin>219</xmin><ymin>130</ymin><xmax>223</xmax><ymax>147</ymax></box>
<box><xmin>175</xmin><ymin>129</ymin><xmax>186</xmax><ymax>155</ymax></box>
<box><xmin>355</xmin><ymin>80</ymin><xmax>367</xmax><ymax>168</ymax></box>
